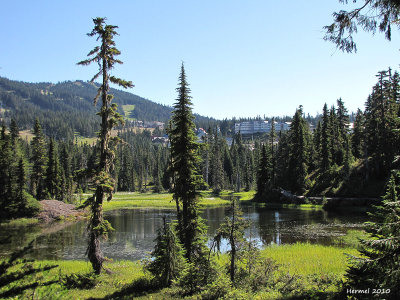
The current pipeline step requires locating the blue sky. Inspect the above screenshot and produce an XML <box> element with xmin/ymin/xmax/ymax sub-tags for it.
<box><xmin>1</xmin><ymin>1</ymin><xmax>399</xmax><ymax>119</ymax></box>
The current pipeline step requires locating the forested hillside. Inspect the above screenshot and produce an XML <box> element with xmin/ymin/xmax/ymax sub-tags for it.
<box><xmin>0</xmin><ymin>77</ymin><xmax>215</xmax><ymax>140</ymax></box>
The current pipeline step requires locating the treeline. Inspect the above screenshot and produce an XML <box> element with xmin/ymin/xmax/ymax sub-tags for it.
<box><xmin>0</xmin><ymin>118</ymin><xmax>95</xmax><ymax>218</ymax></box>
<box><xmin>255</xmin><ymin>68</ymin><xmax>400</xmax><ymax>200</ymax></box>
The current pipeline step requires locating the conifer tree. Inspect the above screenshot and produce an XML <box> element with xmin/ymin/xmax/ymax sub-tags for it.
<box><xmin>351</xmin><ymin>108</ymin><xmax>365</xmax><ymax>159</ymax></box>
<box><xmin>30</xmin><ymin>119</ymin><xmax>47</xmax><ymax>200</ymax></box>
<box><xmin>146</xmin><ymin>217</ymin><xmax>186</xmax><ymax>287</ymax></box>
<box><xmin>287</xmin><ymin>106</ymin><xmax>310</xmax><ymax>194</ymax></box>
<box><xmin>320</xmin><ymin>103</ymin><xmax>332</xmax><ymax>171</ymax></box>
<box><xmin>44</xmin><ymin>138</ymin><xmax>61</xmax><ymax>199</ymax></box>
<box><xmin>345</xmin><ymin>170</ymin><xmax>400</xmax><ymax>299</ymax></box>
<box><xmin>168</xmin><ymin>63</ymin><xmax>206</xmax><ymax>261</ymax></box>
<box><xmin>78</xmin><ymin>17</ymin><xmax>133</xmax><ymax>274</ymax></box>
<box><xmin>9</xmin><ymin>118</ymin><xmax>19</xmax><ymax>146</ymax></box>
<box><xmin>210</xmin><ymin>131</ymin><xmax>224</xmax><ymax>194</ymax></box>
<box><xmin>269</xmin><ymin>118</ymin><xmax>276</xmax><ymax>187</ymax></box>
<box><xmin>255</xmin><ymin>144</ymin><xmax>271</xmax><ymax>201</ymax></box>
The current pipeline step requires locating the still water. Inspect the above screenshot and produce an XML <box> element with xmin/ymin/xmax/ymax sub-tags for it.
<box><xmin>0</xmin><ymin>204</ymin><xmax>367</xmax><ymax>261</ymax></box>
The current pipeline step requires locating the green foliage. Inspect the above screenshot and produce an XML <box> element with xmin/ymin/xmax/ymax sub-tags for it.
<box><xmin>212</xmin><ymin>198</ymin><xmax>250</xmax><ymax>284</ymax></box>
<box><xmin>287</xmin><ymin>106</ymin><xmax>312</xmax><ymax>194</ymax></box>
<box><xmin>145</xmin><ymin>218</ymin><xmax>187</xmax><ymax>287</ymax></box>
<box><xmin>324</xmin><ymin>0</ymin><xmax>400</xmax><ymax>53</ymax></box>
<box><xmin>30</xmin><ymin>118</ymin><xmax>47</xmax><ymax>200</ymax></box>
<box><xmin>255</xmin><ymin>143</ymin><xmax>272</xmax><ymax>202</ymax></box>
<box><xmin>168</xmin><ymin>63</ymin><xmax>206</xmax><ymax>263</ymax></box>
<box><xmin>344</xmin><ymin>170</ymin><xmax>400</xmax><ymax>298</ymax></box>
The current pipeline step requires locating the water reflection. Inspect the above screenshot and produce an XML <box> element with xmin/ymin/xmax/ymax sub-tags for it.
<box><xmin>0</xmin><ymin>205</ymin><xmax>367</xmax><ymax>261</ymax></box>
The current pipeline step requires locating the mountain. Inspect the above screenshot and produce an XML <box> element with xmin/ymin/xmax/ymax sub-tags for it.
<box><xmin>0</xmin><ymin>77</ymin><xmax>216</xmax><ymax>140</ymax></box>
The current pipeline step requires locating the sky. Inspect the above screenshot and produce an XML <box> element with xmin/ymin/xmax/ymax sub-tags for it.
<box><xmin>0</xmin><ymin>1</ymin><xmax>399</xmax><ymax>120</ymax></box>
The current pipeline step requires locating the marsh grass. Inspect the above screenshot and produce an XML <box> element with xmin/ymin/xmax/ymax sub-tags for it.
<box><xmin>0</xmin><ymin>218</ymin><xmax>39</xmax><ymax>227</ymax></box>
<box><xmin>103</xmin><ymin>191</ymin><xmax>232</xmax><ymax>211</ymax></box>
<box><xmin>261</xmin><ymin>242</ymin><xmax>358</xmax><ymax>276</ymax></box>
<box><xmin>0</xmin><ymin>242</ymin><xmax>359</xmax><ymax>299</ymax></box>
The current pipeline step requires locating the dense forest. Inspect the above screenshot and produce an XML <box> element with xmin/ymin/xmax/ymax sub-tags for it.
<box><xmin>1</xmin><ymin>66</ymin><xmax>399</xmax><ymax>219</ymax></box>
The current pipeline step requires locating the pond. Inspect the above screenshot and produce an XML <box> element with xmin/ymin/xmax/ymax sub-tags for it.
<box><xmin>0</xmin><ymin>204</ymin><xmax>368</xmax><ymax>261</ymax></box>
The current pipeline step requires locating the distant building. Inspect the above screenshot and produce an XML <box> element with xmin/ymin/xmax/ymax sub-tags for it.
<box><xmin>196</xmin><ymin>128</ymin><xmax>207</xmax><ymax>142</ymax></box>
<box><xmin>151</xmin><ymin>135</ymin><xmax>169</xmax><ymax>145</ymax></box>
<box><xmin>144</xmin><ymin>121</ymin><xmax>165</xmax><ymax>130</ymax></box>
<box><xmin>234</xmin><ymin>120</ymin><xmax>290</xmax><ymax>134</ymax></box>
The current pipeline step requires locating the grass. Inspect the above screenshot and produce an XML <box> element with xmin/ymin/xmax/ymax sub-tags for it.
<box><xmin>333</xmin><ymin>229</ymin><xmax>370</xmax><ymax>248</ymax></box>
<box><xmin>1</xmin><ymin>242</ymin><xmax>358</xmax><ymax>299</ymax></box>
<box><xmin>261</xmin><ymin>242</ymin><xmax>358</xmax><ymax>276</ymax></box>
<box><xmin>0</xmin><ymin>218</ymin><xmax>39</xmax><ymax>227</ymax></box>
<box><xmin>259</xmin><ymin>203</ymin><xmax>323</xmax><ymax>210</ymax></box>
<box><xmin>102</xmin><ymin>191</ymin><xmax>232</xmax><ymax>211</ymax></box>
<box><xmin>122</xmin><ymin>104</ymin><xmax>136</xmax><ymax>121</ymax></box>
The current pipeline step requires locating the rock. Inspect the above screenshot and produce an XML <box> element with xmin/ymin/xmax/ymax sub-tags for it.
<box><xmin>38</xmin><ymin>200</ymin><xmax>85</xmax><ymax>223</ymax></box>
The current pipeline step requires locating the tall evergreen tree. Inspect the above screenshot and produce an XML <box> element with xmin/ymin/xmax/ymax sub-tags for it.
<box><xmin>269</xmin><ymin>118</ymin><xmax>276</xmax><ymax>187</ymax></box>
<box><xmin>168</xmin><ymin>63</ymin><xmax>206</xmax><ymax>262</ymax></box>
<box><xmin>9</xmin><ymin>118</ymin><xmax>19</xmax><ymax>146</ymax></box>
<box><xmin>30</xmin><ymin>119</ymin><xmax>47</xmax><ymax>200</ymax></box>
<box><xmin>351</xmin><ymin>108</ymin><xmax>365</xmax><ymax>159</ymax></box>
<box><xmin>210</xmin><ymin>131</ymin><xmax>224</xmax><ymax>194</ymax></box>
<box><xmin>320</xmin><ymin>103</ymin><xmax>332</xmax><ymax>171</ymax></box>
<box><xmin>287</xmin><ymin>106</ymin><xmax>310</xmax><ymax>194</ymax></box>
<box><xmin>255</xmin><ymin>144</ymin><xmax>272</xmax><ymax>201</ymax></box>
<box><xmin>44</xmin><ymin>138</ymin><xmax>61</xmax><ymax>199</ymax></box>
<box><xmin>78</xmin><ymin>17</ymin><xmax>133</xmax><ymax>274</ymax></box>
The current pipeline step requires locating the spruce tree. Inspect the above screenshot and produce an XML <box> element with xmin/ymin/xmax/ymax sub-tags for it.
<box><xmin>210</xmin><ymin>131</ymin><xmax>224</xmax><ymax>194</ymax></box>
<box><xmin>351</xmin><ymin>108</ymin><xmax>365</xmax><ymax>159</ymax></box>
<box><xmin>287</xmin><ymin>106</ymin><xmax>310</xmax><ymax>194</ymax></box>
<box><xmin>78</xmin><ymin>17</ymin><xmax>133</xmax><ymax>274</ymax></box>
<box><xmin>30</xmin><ymin>119</ymin><xmax>47</xmax><ymax>200</ymax></box>
<box><xmin>44</xmin><ymin>138</ymin><xmax>61</xmax><ymax>199</ymax></box>
<box><xmin>9</xmin><ymin>118</ymin><xmax>19</xmax><ymax>146</ymax></box>
<box><xmin>320</xmin><ymin>103</ymin><xmax>331</xmax><ymax>171</ymax></box>
<box><xmin>255</xmin><ymin>144</ymin><xmax>271</xmax><ymax>201</ymax></box>
<box><xmin>269</xmin><ymin>118</ymin><xmax>276</xmax><ymax>187</ymax></box>
<box><xmin>146</xmin><ymin>217</ymin><xmax>186</xmax><ymax>287</ymax></box>
<box><xmin>168</xmin><ymin>63</ymin><xmax>205</xmax><ymax>261</ymax></box>
<box><xmin>345</xmin><ymin>170</ymin><xmax>400</xmax><ymax>299</ymax></box>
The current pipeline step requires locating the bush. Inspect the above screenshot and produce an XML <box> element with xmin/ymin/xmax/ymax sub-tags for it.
<box><xmin>23</xmin><ymin>192</ymin><xmax>41</xmax><ymax>217</ymax></box>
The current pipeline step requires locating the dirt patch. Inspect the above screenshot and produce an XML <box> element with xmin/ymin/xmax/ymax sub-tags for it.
<box><xmin>38</xmin><ymin>200</ymin><xmax>86</xmax><ymax>223</ymax></box>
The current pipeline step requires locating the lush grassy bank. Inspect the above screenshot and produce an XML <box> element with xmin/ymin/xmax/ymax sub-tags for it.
<box><xmin>1</xmin><ymin>241</ymin><xmax>359</xmax><ymax>299</ymax></box>
<box><xmin>101</xmin><ymin>190</ymin><xmax>256</xmax><ymax>211</ymax></box>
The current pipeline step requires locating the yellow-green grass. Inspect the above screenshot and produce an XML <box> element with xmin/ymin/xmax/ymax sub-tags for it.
<box><xmin>18</xmin><ymin>129</ymin><xmax>35</xmax><ymax>142</ymax></box>
<box><xmin>2</xmin><ymin>243</ymin><xmax>358</xmax><ymax>299</ymax></box>
<box><xmin>261</xmin><ymin>242</ymin><xmax>358</xmax><ymax>276</ymax></box>
<box><xmin>0</xmin><ymin>218</ymin><xmax>38</xmax><ymax>227</ymax></box>
<box><xmin>75</xmin><ymin>135</ymin><xmax>97</xmax><ymax>145</ymax></box>
<box><xmin>333</xmin><ymin>229</ymin><xmax>370</xmax><ymax>248</ymax></box>
<box><xmin>0</xmin><ymin>259</ymin><xmax>150</xmax><ymax>300</ymax></box>
<box><xmin>122</xmin><ymin>104</ymin><xmax>136</xmax><ymax>120</ymax></box>
<box><xmin>260</xmin><ymin>203</ymin><xmax>323</xmax><ymax>210</ymax></box>
<box><xmin>102</xmin><ymin>191</ymin><xmax>231</xmax><ymax>211</ymax></box>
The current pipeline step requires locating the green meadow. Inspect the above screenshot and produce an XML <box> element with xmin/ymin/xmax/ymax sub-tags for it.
<box><xmin>0</xmin><ymin>242</ymin><xmax>359</xmax><ymax>299</ymax></box>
